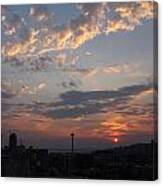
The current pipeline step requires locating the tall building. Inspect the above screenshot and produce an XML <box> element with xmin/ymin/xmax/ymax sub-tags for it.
<box><xmin>9</xmin><ymin>133</ymin><xmax>17</xmax><ymax>150</ymax></box>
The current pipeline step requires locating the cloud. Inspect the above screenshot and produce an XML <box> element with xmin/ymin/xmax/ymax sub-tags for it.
<box><xmin>53</xmin><ymin>53</ymin><xmax>67</xmax><ymax>66</ymax></box>
<box><xmin>2</xmin><ymin>83</ymin><xmax>156</xmax><ymax>142</ymax></box>
<box><xmin>1</xmin><ymin>82</ymin><xmax>17</xmax><ymax>99</ymax></box>
<box><xmin>50</xmin><ymin>63</ymin><xmax>139</xmax><ymax>79</ymax></box>
<box><xmin>96</xmin><ymin>110</ymin><xmax>154</xmax><ymax>141</ymax></box>
<box><xmin>0</xmin><ymin>81</ymin><xmax>46</xmax><ymax>109</ymax></box>
<box><xmin>29</xmin><ymin>5</ymin><xmax>52</xmax><ymax>21</ymax></box>
<box><xmin>1</xmin><ymin>91</ymin><xmax>15</xmax><ymax>99</ymax></box>
<box><xmin>2</xmin><ymin>1</ymin><xmax>156</xmax><ymax>69</ymax></box>
<box><xmin>60</xmin><ymin>79</ymin><xmax>79</xmax><ymax>89</ymax></box>
<box><xmin>3</xmin><ymin>29</ymin><xmax>39</xmax><ymax>59</ymax></box>
<box><xmin>85</xmin><ymin>51</ymin><xmax>92</xmax><ymax>56</ymax></box>
<box><xmin>38</xmin><ymin>83</ymin><xmax>46</xmax><ymax>90</ymax></box>
<box><xmin>93</xmin><ymin>87</ymin><xmax>156</xmax><ymax>140</ymax></box>
<box><xmin>106</xmin><ymin>1</ymin><xmax>155</xmax><ymax>34</ymax></box>
<box><xmin>116</xmin><ymin>1</ymin><xmax>154</xmax><ymax>20</ymax></box>
<box><xmin>1</xmin><ymin>7</ymin><xmax>23</xmax><ymax>36</ymax></box>
<box><xmin>1</xmin><ymin>80</ymin><xmax>47</xmax><ymax>99</ymax></box>
<box><xmin>81</xmin><ymin>63</ymin><xmax>139</xmax><ymax>78</ymax></box>
<box><xmin>2</xmin><ymin>112</ymin><xmax>55</xmax><ymax>134</ymax></box>
<box><xmin>18</xmin><ymin>82</ymin><xmax>47</xmax><ymax>96</ymax></box>
<box><xmin>106</xmin><ymin>19</ymin><xmax>135</xmax><ymax>33</ymax></box>
<box><xmin>44</xmin><ymin>83</ymin><xmax>153</xmax><ymax>119</ymax></box>
<box><xmin>83</xmin><ymin>69</ymin><xmax>98</xmax><ymax>78</ymax></box>
<box><xmin>52</xmin><ymin>53</ymin><xmax>79</xmax><ymax>66</ymax></box>
<box><xmin>2</xmin><ymin>83</ymin><xmax>154</xmax><ymax>119</ymax></box>
<box><xmin>39</xmin><ymin>2</ymin><xmax>108</xmax><ymax>52</ymax></box>
<box><xmin>1</xmin><ymin>5</ymin><xmax>29</xmax><ymax>57</ymax></box>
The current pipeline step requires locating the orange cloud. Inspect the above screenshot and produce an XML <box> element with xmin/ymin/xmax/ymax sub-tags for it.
<box><xmin>4</xmin><ymin>29</ymin><xmax>39</xmax><ymax>58</ymax></box>
<box><xmin>96</xmin><ymin>111</ymin><xmax>154</xmax><ymax>142</ymax></box>
<box><xmin>2</xmin><ymin>2</ymin><xmax>156</xmax><ymax>61</ymax></box>
<box><xmin>83</xmin><ymin>63</ymin><xmax>139</xmax><ymax>78</ymax></box>
<box><xmin>106</xmin><ymin>1</ymin><xmax>155</xmax><ymax>34</ymax></box>
<box><xmin>106</xmin><ymin>19</ymin><xmax>135</xmax><ymax>33</ymax></box>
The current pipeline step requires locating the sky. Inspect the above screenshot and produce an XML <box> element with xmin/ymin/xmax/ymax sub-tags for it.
<box><xmin>1</xmin><ymin>1</ymin><xmax>158</xmax><ymax>151</ymax></box>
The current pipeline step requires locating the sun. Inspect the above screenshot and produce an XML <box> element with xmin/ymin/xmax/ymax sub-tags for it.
<box><xmin>113</xmin><ymin>137</ymin><xmax>119</xmax><ymax>143</ymax></box>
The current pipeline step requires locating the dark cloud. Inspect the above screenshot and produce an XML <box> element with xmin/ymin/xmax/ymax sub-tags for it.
<box><xmin>60</xmin><ymin>79</ymin><xmax>80</xmax><ymax>89</ymax></box>
<box><xmin>1</xmin><ymin>102</ymin><xmax>13</xmax><ymax>113</ymax></box>
<box><xmin>45</xmin><ymin>83</ymin><xmax>153</xmax><ymax>119</ymax></box>
<box><xmin>58</xmin><ymin>83</ymin><xmax>153</xmax><ymax>106</ymax></box>
<box><xmin>46</xmin><ymin>104</ymin><xmax>106</xmax><ymax>119</ymax></box>
<box><xmin>1</xmin><ymin>102</ymin><xmax>33</xmax><ymax>116</ymax></box>
<box><xmin>1</xmin><ymin>83</ymin><xmax>154</xmax><ymax>120</ymax></box>
<box><xmin>1</xmin><ymin>91</ymin><xmax>15</xmax><ymax>99</ymax></box>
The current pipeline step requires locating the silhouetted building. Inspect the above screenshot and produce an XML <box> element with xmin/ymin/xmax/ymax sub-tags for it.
<box><xmin>1</xmin><ymin>133</ymin><xmax>158</xmax><ymax>180</ymax></box>
<box><xmin>9</xmin><ymin>133</ymin><xmax>17</xmax><ymax>150</ymax></box>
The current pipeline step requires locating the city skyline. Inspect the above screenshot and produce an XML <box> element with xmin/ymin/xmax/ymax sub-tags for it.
<box><xmin>1</xmin><ymin>1</ymin><xmax>157</xmax><ymax>151</ymax></box>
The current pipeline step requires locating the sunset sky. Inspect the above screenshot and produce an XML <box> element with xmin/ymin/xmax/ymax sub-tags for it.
<box><xmin>1</xmin><ymin>1</ymin><xmax>157</xmax><ymax>151</ymax></box>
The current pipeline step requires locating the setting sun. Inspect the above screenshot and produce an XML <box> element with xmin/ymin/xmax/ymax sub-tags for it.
<box><xmin>113</xmin><ymin>137</ymin><xmax>119</xmax><ymax>143</ymax></box>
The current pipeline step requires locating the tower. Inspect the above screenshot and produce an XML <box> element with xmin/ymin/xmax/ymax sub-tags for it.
<box><xmin>70</xmin><ymin>133</ymin><xmax>74</xmax><ymax>154</ymax></box>
<box><xmin>9</xmin><ymin>133</ymin><xmax>17</xmax><ymax>150</ymax></box>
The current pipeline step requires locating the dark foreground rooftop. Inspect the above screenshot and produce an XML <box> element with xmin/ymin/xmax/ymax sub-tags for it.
<box><xmin>1</xmin><ymin>140</ymin><xmax>158</xmax><ymax>180</ymax></box>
